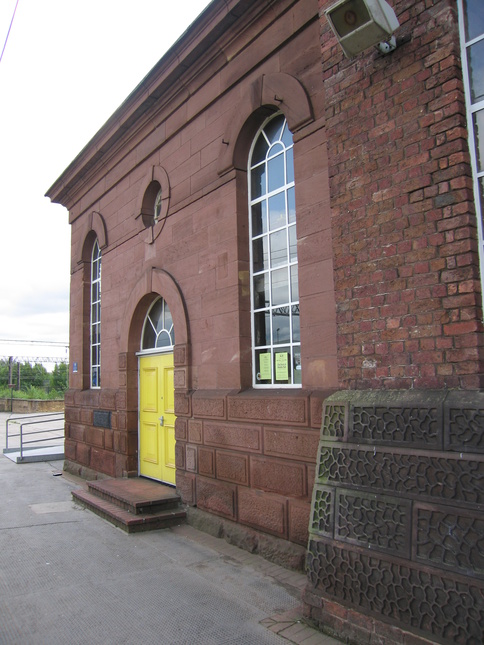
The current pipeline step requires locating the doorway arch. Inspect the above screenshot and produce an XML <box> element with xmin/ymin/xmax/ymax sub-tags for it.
<box><xmin>120</xmin><ymin>266</ymin><xmax>190</xmax><ymax>481</ymax></box>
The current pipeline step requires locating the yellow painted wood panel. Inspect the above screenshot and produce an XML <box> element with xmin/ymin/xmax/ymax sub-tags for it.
<box><xmin>139</xmin><ymin>354</ymin><xmax>176</xmax><ymax>484</ymax></box>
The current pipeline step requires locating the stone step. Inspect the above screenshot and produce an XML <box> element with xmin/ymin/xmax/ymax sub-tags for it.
<box><xmin>72</xmin><ymin>488</ymin><xmax>186</xmax><ymax>533</ymax></box>
<box><xmin>86</xmin><ymin>478</ymin><xmax>181</xmax><ymax>515</ymax></box>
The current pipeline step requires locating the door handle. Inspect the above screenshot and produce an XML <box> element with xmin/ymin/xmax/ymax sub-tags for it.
<box><xmin>159</xmin><ymin>416</ymin><xmax>164</xmax><ymax>426</ymax></box>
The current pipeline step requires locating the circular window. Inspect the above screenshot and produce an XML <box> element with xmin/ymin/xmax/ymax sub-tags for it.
<box><xmin>153</xmin><ymin>188</ymin><xmax>163</xmax><ymax>224</ymax></box>
<box><xmin>140</xmin><ymin>181</ymin><xmax>162</xmax><ymax>229</ymax></box>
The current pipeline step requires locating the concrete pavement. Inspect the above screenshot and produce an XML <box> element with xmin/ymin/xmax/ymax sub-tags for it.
<box><xmin>0</xmin><ymin>412</ymin><xmax>340</xmax><ymax>645</ymax></box>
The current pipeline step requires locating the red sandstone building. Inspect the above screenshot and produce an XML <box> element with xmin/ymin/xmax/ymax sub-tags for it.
<box><xmin>47</xmin><ymin>1</ymin><xmax>484</xmax><ymax>643</ymax></box>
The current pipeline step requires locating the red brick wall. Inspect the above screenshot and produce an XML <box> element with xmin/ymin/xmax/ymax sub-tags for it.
<box><xmin>320</xmin><ymin>0</ymin><xmax>484</xmax><ymax>389</ymax></box>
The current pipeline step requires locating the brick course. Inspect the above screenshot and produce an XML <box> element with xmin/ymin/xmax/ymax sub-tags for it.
<box><xmin>321</xmin><ymin>0</ymin><xmax>484</xmax><ymax>390</ymax></box>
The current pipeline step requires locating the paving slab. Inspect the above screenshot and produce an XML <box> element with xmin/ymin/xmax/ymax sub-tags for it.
<box><xmin>0</xmin><ymin>412</ymin><xmax>341</xmax><ymax>645</ymax></box>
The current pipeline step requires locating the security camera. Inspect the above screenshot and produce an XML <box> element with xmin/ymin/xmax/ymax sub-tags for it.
<box><xmin>325</xmin><ymin>0</ymin><xmax>400</xmax><ymax>58</ymax></box>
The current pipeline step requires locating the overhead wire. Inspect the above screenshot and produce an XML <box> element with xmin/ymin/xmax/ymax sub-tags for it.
<box><xmin>0</xmin><ymin>0</ymin><xmax>20</xmax><ymax>64</ymax></box>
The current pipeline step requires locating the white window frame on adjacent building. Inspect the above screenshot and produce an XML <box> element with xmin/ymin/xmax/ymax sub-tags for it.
<box><xmin>458</xmin><ymin>0</ymin><xmax>484</xmax><ymax>308</ymax></box>
<box><xmin>90</xmin><ymin>239</ymin><xmax>101</xmax><ymax>388</ymax></box>
<box><xmin>248</xmin><ymin>112</ymin><xmax>301</xmax><ymax>388</ymax></box>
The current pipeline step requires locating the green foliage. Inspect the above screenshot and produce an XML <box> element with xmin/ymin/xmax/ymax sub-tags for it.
<box><xmin>50</xmin><ymin>363</ymin><xmax>69</xmax><ymax>392</ymax></box>
<box><xmin>0</xmin><ymin>359</ymin><xmax>68</xmax><ymax>400</ymax></box>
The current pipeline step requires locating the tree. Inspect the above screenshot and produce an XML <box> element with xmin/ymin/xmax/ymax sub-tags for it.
<box><xmin>50</xmin><ymin>362</ymin><xmax>68</xmax><ymax>392</ymax></box>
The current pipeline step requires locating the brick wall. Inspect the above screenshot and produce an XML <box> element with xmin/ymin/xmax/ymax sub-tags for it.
<box><xmin>320</xmin><ymin>0</ymin><xmax>484</xmax><ymax>390</ymax></box>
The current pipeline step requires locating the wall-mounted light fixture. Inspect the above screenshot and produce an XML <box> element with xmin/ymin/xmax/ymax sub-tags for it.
<box><xmin>324</xmin><ymin>0</ymin><xmax>399</xmax><ymax>58</ymax></box>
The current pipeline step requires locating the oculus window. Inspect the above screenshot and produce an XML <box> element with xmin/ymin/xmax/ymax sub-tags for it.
<box><xmin>248</xmin><ymin>113</ymin><xmax>301</xmax><ymax>387</ymax></box>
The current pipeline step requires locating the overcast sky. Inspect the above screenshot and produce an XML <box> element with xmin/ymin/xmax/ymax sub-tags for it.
<box><xmin>0</xmin><ymin>0</ymin><xmax>211</xmax><ymax>365</ymax></box>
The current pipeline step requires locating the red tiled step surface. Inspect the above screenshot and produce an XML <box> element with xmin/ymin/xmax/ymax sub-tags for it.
<box><xmin>72</xmin><ymin>478</ymin><xmax>186</xmax><ymax>533</ymax></box>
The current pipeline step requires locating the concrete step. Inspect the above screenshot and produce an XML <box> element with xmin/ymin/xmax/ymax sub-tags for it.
<box><xmin>72</xmin><ymin>488</ymin><xmax>186</xmax><ymax>533</ymax></box>
<box><xmin>3</xmin><ymin>445</ymin><xmax>64</xmax><ymax>463</ymax></box>
<box><xmin>86</xmin><ymin>478</ymin><xmax>182</xmax><ymax>515</ymax></box>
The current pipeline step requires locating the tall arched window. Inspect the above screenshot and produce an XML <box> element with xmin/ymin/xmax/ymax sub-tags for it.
<box><xmin>249</xmin><ymin>113</ymin><xmax>300</xmax><ymax>387</ymax></box>
<box><xmin>141</xmin><ymin>298</ymin><xmax>175</xmax><ymax>351</ymax></box>
<box><xmin>91</xmin><ymin>239</ymin><xmax>101</xmax><ymax>387</ymax></box>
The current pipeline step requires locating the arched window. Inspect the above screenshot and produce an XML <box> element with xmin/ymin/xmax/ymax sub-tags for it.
<box><xmin>141</xmin><ymin>298</ymin><xmax>175</xmax><ymax>351</ymax></box>
<box><xmin>91</xmin><ymin>239</ymin><xmax>101</xmax><ymax>388</ymax></box>
<box><xmin>248</xmin><ymin>113</ymin><xmax>300</xmax><ymax>387</ymax></box>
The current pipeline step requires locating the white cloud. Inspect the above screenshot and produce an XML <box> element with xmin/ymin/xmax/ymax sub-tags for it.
<box><xmin>0</xmin><ymin>0</ymin><xmax>211</xmax><ymax>360</ymax></box>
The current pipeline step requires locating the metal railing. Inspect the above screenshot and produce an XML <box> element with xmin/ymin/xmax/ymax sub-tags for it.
<box><xmin>5</xmin><ymin>413</ymin><xmax>65</xmax><ymax>461</ymax></box>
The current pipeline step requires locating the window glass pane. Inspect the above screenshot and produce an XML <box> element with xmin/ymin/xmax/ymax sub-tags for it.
<box><xmin>252</xmin><ymin>133</ymin><xmax>269</xmax><ymax>164</ymax></box>
<box><xmin>270</xmin><ymin>230</ymin><xmax>287</xmax><ymax>267</ymax></box>
<box><xmin>268</xmin><ymin>153</ymin><xmax>285</xmax><ymax>193</ymax></box>
<box><xmin>148</xmin><ymin>300</ymin><xmax>162</xmax><ymax>331</ymax></box>
<box><xmin>281</xmin><ymin>121</ymin><xmax>293</xmax><ymax>148</ymax></box>
<box><xmin>254</xmin><ymin>311</ymin><xmax>271</xmax><ymax>346</ymax></box>
<box><xmin>293</xmin><ymin>349</ymin><xmax>302</xmax><ymax>384</ymax></box>
<box><xmin>251</xmin><ymin>164</ymin><xmax>266</xmax><ymax>199</ymax></box>
<box><xmin>468</xmin><ymin>40</ymin><xmax>484</xmax><ymax>103</ymax></box>
<box><xmin>251</xmin><ymin>201</ymin><xmax>267</xmax><ymax>236</ymax></box>
<box><xmin>156</xmin><ymin>330</ymin><xmax>171</xmax><ymax>348</ymax></box>
<box><xmin>292</xmin><ymin>305</ymin><xmax>300</xmax><ymax>342</ymax></box>
<box><xmin>268</xmin><ymin>142</ymin><xmax>284</xmax><ymax>159</ymax></box>
<box><xmin>92</xmin><ymin>324</ymin><xmax>100</xmax><ymax>346</ymax></box>
<box><xmin>142</xmin><ymin>323</ymin><xmax>156</xmax><ymax>349</ymax></box>
<box><xmin>265</xmin><ymin>115</ymin><xmax>284</xmax><ymax>143</ymax></box>
<box><xmin>463</xmin><ymin>0</ymin><xmax>484</xmax><ymax>41</ymax></box>
<box><xmin>164</xmin><ymin>306</ymin><xmax>173</xmax><ymax>333</ymax></box>
<box><xmin>286</xmin><ymin>147</ymin><xmax>294</xmax><ymax>184</ymax></box>
<box><xmin>255</xmin><ymin>349</ymin><xmax>272</xmax><ymax>384</ymax></box>
<box><xmin>268</xmin><ymin>192</ymin><xmax>286</xmax><ymax>230</ymax></box>
<box><xmin>272</xmin><ymin>311</ymin><xmax>290</xmax><ymax>344</ymax></box>
<box><xmin>479</xmin><ymin>177</ymin><xmax>484</xmax><ymax>228</ymax></box>
<box><xmin>271</xmin><ymin>268</ymin><xmax>289</xmax><ymax>306</ymax></box>
<box><xmin>154</xmin><ymin>188</ymin><xmax>162</xmax><ymax>223</ymax></box>
<box><xmin>473</xmin><ymin>109</ymin><xmax>484</xmax><ymax>172</ymax></box>
<box><xmin>91</xmin><ymin>304</ymin><xmax>99</xmax><ymax>324</ymax></box>
<box><xmin>274</xmin><ymin>347</ymin><xmax>290</xmax><ymax>384</ymax></box>
<box><xmin>288</xmin><ymin>187</ymin><xmax>296</xmax><ymax>224</ymax></box>
<box><xmin>291</xmin><ymin>265</ymin><xmax>299</xmax><ymax>301</ymax></box>
<box><xmin>289</xmin><ymin>225</ymin><xmax>297</xmax><ymax>262</ymax></box>
<box><xmin>252</xmin><ymin>236</ymin><xmax>268</xmax><ymax>272</ymax></box>
<box><xmin>253</xmin><ymin>273</ymin><xmax>269</xmax><ymax>309</ymax></box>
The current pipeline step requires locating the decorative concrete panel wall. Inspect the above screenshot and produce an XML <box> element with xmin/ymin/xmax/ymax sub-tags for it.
<box><xmin>305</xmin><ymin>390</ymin><xmax>484</xmax><ymax>645</ymax></box>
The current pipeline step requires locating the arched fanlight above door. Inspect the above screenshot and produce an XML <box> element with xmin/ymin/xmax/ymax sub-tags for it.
<box><xmin>141</xmin><ymin>298</ymin><xmax>175</xmax><ymax>350</ymax></box>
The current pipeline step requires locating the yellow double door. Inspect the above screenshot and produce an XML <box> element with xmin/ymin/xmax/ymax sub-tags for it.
<box><xmin>139</xmin><ymin>353</ymin><xmax>176</xmax><ymax>485</ymax></box>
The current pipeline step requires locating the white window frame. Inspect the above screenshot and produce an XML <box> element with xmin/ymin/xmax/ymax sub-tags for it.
<box><xmin>248</xmin><ymin>113</ymin><xmax>301</xmax><ymax>388</ymax></box>
<box><xmin>458</xmin><ymin>0</ymin><xmax>484</xmax><ymax>313</ymax></box>
<box><xmin>90</xmin><ymin>239</ymin><xmax>101</xmax><ymax>388</ymax></box>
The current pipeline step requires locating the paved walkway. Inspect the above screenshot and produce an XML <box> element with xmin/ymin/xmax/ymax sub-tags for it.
<box><xmin>0</xmin><ymin>413</ymin><xmax>340</xmax><ymax>645</ymax></box>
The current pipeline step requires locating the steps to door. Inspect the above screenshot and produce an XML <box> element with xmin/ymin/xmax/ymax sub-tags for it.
<box><xmin>72</xmin><ymin>478</ymin><xmax>186</xmax><ymax>533</ymax></box>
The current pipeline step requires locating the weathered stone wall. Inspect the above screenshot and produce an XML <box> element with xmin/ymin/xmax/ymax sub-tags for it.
<box><xmin>0</xmin><ymin>399</ymin><xmax>64</xmax><ymax>413</ymax></box>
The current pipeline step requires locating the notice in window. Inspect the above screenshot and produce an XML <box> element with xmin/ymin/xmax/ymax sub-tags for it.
<box><xmin>259</xmin><ymin>353</ymin><xmax>272</xmax><ymax>380</ymax></box>
<box><xmin>275</xmin><ymin>352</ymin><xmax>288</xmax><ymax>381</ymax></box>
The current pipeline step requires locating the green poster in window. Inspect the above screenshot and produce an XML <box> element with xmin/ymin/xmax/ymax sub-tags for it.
<box><xmin>259</xmin><ymin>353</ymin><xmax>272</xmax><ymax>380</ymax></box>
<box><xmin>275</xmin><ymin>352</ymin><xmax>288</xmax><ymax>380</ymax></box>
